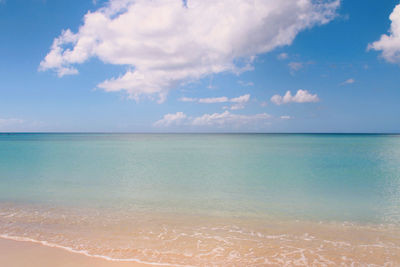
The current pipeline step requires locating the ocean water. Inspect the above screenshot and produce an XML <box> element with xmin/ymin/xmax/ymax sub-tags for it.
<box><xmin>0</xmin><ymin>133</ymin><xmax>400</xmax><ymax>266</ymax></box>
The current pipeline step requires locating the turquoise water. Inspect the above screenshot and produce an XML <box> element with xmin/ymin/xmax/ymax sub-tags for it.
<box><xmin>1</xmin><ymin>133</ymin><xmax>400</xmax><ymax>224</ymax></box>
<box><xmin>1</xmin><ymin>133</ymin><xmax>400</xmax><ymax>265</ymax></box>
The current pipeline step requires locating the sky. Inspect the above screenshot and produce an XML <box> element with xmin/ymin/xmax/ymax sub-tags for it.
<box><xmin>0</xmin><ymin>0</ymin><xmax>400</xmax><ymax>133</ymax></box>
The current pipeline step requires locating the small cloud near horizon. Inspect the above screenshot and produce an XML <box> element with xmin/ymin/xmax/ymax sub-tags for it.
<box><xmin>154</xmin><ymin>111</ymin><xmax>271</xmax><ymax>128</ymax></box>
<box><xmin>271</xmin><ymin>90</ymin><xmax>320</xmax><ymax>105</ymax></box>
<box><xmin>179</xmin><ymin>94</ymin><xmax>250</xmax><ymax>110</ymax></box>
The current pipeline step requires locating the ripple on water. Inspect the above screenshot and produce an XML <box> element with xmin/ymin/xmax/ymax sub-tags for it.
<box><xmin>0</xmin><ymin>204</ymin><xmax>400</xmax><ymax>266</ymax></box>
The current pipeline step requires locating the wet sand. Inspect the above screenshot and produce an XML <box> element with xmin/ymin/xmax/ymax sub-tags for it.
<box><xmin>0</xmin><ymin>238</ymin><xmax>157</xmax><ymax>267</ymax></box>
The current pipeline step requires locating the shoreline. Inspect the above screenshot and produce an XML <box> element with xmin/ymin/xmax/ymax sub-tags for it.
<box><xmin>0</xmin><ymin>237</ymin><xmax>166</xmax><ymax>267</ymax></box>
<box><xmin>2</xmin><ymin>219</ymin><xmax>400</xmax><ymax>266</ymax></box>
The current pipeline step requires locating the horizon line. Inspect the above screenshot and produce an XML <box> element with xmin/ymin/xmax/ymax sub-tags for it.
<box><xmin>1</xmin><ymin>132</ymin><xmax>400</xmax><ymax>135</ymax></box>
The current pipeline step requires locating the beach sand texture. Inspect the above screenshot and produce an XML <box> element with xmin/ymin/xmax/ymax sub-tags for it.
<box><xmin>0</xmin><ymin>238</ymin><xmax>154</xmax><ymax>267</ymax></box>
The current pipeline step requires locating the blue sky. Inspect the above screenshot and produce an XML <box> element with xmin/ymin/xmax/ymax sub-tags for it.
<box><xmin>0</xmin><ymin>0</ymin><xmax>399</xmax><ymax>132</ymax></box>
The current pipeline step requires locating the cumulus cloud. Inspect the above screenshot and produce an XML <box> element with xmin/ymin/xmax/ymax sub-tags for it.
<box><xmin>229</xmin><ymin>94</ymin><xmax>251</xmax><ymax>110</ymax></box>
<box><xmin>40</xmin><ymin>0</ymin><xmax>339</xmax><ymax>102</ymax></box>
<box><xmin>271</xmin><ymin>89</ymin><xmax>319</xmax><ymax>105</ymax></box>
<box><xmin>179</xmin><ymin>94</ymin><xmax>250</xmax><ymax>110</ymax></box>
<box><xmin>280</xmin><ymin>115</ymin><xmax>291</xmax><ymax>120</ymax></box>
<box><xmin>192</xmin><ymin>111</ymin><xmax>270</xmax><ymax>127</ymax></box>
<box><xmin>368</xmin><ymin>3</ymin><xmax>400</xmax><ymax>63</ymax></box>
<box><xmin>153</xmin><ymin>112</ymin><xmax>187</xmax><ymax>127</ymax></box>
<box><xmin>154</xmin><ymin>110</ymin><xmax>271</xmax><ymax>128</ymax></box>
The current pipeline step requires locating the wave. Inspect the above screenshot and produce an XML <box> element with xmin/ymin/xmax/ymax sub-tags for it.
<box><xmin>1</xmin><ymin>204</ymin><xmax>400</xmax><ymax>266</ymax></box>
<box><xmin>0</xmin><ymin>234</ymin><xmax>195</xmax><ymax>267</ymax></box>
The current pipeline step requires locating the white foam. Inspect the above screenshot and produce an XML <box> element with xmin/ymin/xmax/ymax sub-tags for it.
<box><xmin>0</xmin><ymin>234</ymin><xmax>195</xmax><ymax>267</ymax></box>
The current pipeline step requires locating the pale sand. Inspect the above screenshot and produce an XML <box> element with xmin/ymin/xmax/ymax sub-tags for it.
<box><xmin>0</xmin><ymin>238</ymin><xmax>159</xmax><ymax>267</ymax></box>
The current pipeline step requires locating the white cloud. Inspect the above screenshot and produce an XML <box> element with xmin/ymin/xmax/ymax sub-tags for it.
<box><xmin>198</xmin><ymin>97</ymin><xmax>229</xmax><ymax>104</ymax></box>
<box><xmin>40</xmin><ymin>0</ymin><xmax>339</xmax><ymax>102</ymax></box>
<box><xmin>280</xmin><ymin>115</ymin><xmax>291</xmax><ymax>120</ymax></box>
<box><xmin>277</xmin><ymin>52</ymin><xmax>289</xmax><ymax>60</ymax></box>
<box><xmin>271</xmin><ymin>89</ymin><xmax>319</xmax><ymax>105</ymax></box>
<box><xmin>179</xmin><ymin>97</ymin><xmax>197</xmax><ymax>102</ymax></box>
<box><xmin>229</xmin><ymin>104</ymin><xmax>244</xmax><ymax>110</ymax></box>
<box><xmin>179</xmin><ymin>94</ymin><xmax>250</xmax><ymax>110</ymax></box>
<box><xmin>229</xmin><ymin>94</ymin><xmax>250</xmax><ymax>110</ymax></box>
<box><xmin>230</xmin><ymin>94</ymin><xmax>250</xmax><ymax>103</ymax></box>
<box><xmin>153</xmin><ymin>112</ymin><xmax>187</xmax><ymax>127</ymax></box>
<box><xmin>154</xmin><ymin>111</ymin><xmax>271</xmax><ymax>128</ymax></box>
<box><xmin>192</xmin><ymin>111</ymin><xmax>270</xmax><ymax>127</ymax></box>
<box><xmin>368</xmin><ymin>4</ymin><xmax>400</xmax><ymax>63</ymax></box>
<box><xmin>341</xmin><ymin>78</ymin><xmax>355</xmax><ymax>85</ymax></box>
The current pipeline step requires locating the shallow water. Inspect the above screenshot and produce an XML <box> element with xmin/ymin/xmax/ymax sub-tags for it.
<box><xmin>1</xmin><ymin>133</ymin><xmax>400</xmax><ymax>265</ymax></box>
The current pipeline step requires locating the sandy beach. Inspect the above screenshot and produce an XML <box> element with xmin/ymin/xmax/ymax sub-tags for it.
<box><xmin>0</xmin><ymin>238</ymin><xmax>156</xmax><ymax>267</ymax></box>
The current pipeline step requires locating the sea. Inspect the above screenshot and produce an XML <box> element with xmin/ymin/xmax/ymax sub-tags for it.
<box><xmin>0</xmin><ymin>133</ymin><xmax>399</xmax><ymax>266</ymax></box>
